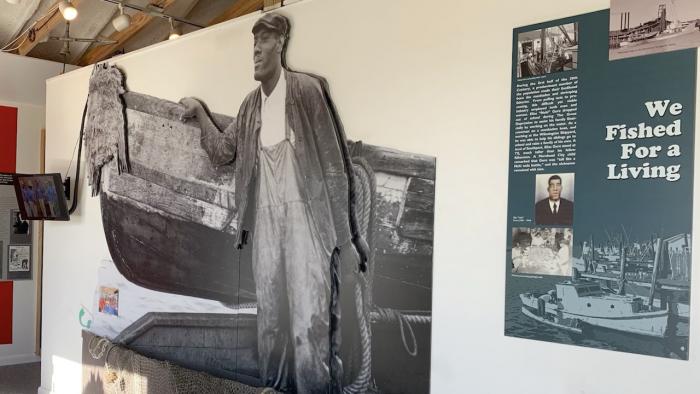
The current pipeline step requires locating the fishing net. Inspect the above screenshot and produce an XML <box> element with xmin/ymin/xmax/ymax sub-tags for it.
<box><xmin>88</xmin><ymin>336</ymin><xmax>277</xmax><ymax>394</ymax></box>
<box><xmin>83</xmin><ymin>65</ymin><xmax>130</xmax><ymax>196</ymax></box>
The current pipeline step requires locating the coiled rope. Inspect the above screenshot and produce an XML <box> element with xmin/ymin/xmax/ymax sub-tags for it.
<box><xmin>342</xmin><ymin>158</ymin><xmax>376</xmax><ymax>394</ymax></box>
<box><xmin>342</xmin><ymin>278</ymin><xmax>373</xmax><ymax>394</ymax></box>
<box><xmin>370</xmin><ymin>308</ymin><xmax>432</xmax><ymax>357</ymax></box>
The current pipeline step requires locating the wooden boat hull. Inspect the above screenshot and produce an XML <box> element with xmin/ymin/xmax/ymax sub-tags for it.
<box><xmin>89</xmin><ymin>66</ymin><xmax>435</xmax><ymax>391</ymax></box>
<box><xmin>520</xmin><ymin>293</ymin><xmax>670</xmax><ymax>338</ymax></box>
<box><xmin>101</xmin><ymin>91</ymin><xmax>436</xmax><ymax>310</ymax></box>
<box><xmin>101</xmin><ymin>189</ymin><xmax>256</xmax><ymax>304</ymax></box>
<box><xmin>521</xmin><ymin>307</ymin><xmax>583</xmax><ymax>335</ymax></box>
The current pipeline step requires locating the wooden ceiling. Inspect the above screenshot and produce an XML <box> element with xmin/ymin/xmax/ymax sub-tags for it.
<box><xmin>0</xmin><ymin>0</ymin><xmax>278</xmax><ymax>67</ymax></box>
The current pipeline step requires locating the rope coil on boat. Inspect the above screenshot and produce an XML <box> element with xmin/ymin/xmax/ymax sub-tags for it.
<box><xmin>370</xmin><ymin>307</ymin><xmax>432</xmax><ymax>357</ymax></box>
<box><xmin>343</xmin><ymin>157</ymin><xmax>376</xmax><ymax>394</ymax></box>
<box><xmin>342</xmin><ymin>277</ymin><xmax>373</xmax><ymax>394</ymax></box>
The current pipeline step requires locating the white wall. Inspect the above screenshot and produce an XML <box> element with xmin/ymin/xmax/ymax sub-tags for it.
<box><xmin>41</xmin><ymin>0</ymin><xmax>700</xmax><ymax>393</ymax></box>
<box><xmin>0</xmin><ymin>53</ymin><xmax>67</xmax><ymax>107</ymax></box>
<box><xmin>0</xmin><ymin>52</ymin><xmax>64</xmax><ymax>366</ymax></box>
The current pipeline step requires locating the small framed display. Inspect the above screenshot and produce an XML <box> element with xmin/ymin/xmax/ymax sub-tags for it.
<box><xmin>7</xmin><ymin>244</ymin><xmax>31</xmax><ymax>280</ymax></box>
<box><xmin>9</xmin><ymin>209</ymin><xmax>31</xmax><ymax>244</ymax></box>
<box><xmin>12</xmin><ymin>173</ymin><xmax>70</xmax><ymax>221</ymax></box>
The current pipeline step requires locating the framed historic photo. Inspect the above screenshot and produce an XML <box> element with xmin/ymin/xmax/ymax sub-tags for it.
<box><xmin>9</xmin><ymin>209</ymin><xmax>31</xmax><ymax>244</ymax></box>
<box><xmin>7</xmin><ymin>244</ymin><xmax>31</xmax><ymax>280</ymax></box>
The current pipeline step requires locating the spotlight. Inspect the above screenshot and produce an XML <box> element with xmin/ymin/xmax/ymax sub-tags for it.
<box><xmin>58</xmin><ymin>1</ymin><xmax>78</xmax><ymax>21</ymax></box>
<box><xmin>168</xmin><ymin>17</ymin><xmax>180</xmax><ymax>40</ymax></box>
<box><xmin>112</xmin><ymin>4</ymin><xmax>131</xmax><ymax>32</ymax></box>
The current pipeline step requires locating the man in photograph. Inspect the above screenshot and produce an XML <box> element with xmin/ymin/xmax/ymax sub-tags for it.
<box><xmin>535</xmin><ymin>174</ymin><xmax>574</xmax><ymax>225</ymax></box>
<box><xmin>519</xmin><ymin>47</ymin><xmax>540</xmax><ymax>77</ymax></box>
<box><xmin>180</xmin><ymin>13</ymin><xmax>367</xmax><ymax>393</ymax></box>
<box><xmin>21</xmin><ymin>182</ymin><xmax>36</xmax><ymax>217</ymax></box>
<box><xmin>13</xmin><ymin>211</ymin><xmax>29</xmax><ymax>235</ymax></box>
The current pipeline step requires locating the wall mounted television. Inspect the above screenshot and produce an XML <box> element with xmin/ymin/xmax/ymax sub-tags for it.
<box><xmin>12</xmin><ymin>173</ymin><xmax>70</xmax><ymax>221</ymax></box>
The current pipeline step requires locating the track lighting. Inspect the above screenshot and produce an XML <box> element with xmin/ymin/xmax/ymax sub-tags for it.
<box><xmin>58</xmin><ymin>1</ymin><xmax>78</xmax><ymax>21</ymax></box>
<box><xmin>168</xmin><ymin>18</ymin><xmax>180</xmax><ymax>40</ymax></box>
<box><xmin>100</xmin><ymin>0</ymin><xmax>205</xmax><ymax>31</ymax></box>
<box><xmin>112</xmin><ymin>3</ymin><xmax>131</xmax><ymax>32</ymax></box>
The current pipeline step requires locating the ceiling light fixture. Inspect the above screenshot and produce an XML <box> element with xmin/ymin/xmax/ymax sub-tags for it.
<box><xmin>112</xmin><ymin>3</ymin><xmax>131</xmax><ymax>32</ymax></box>
<box><xmin>58</xmin><ymin>0</ymin><xmax>78</xmax><ymax>21</ymax></box>
<box><xmin>5</xmin><ymin>0</ymin><xmax>22</xmax><ymax>5</ymax></box>
<box><xmin>49</xmin><ymin>21</ymin><xmax>117</xmax><ymax>58</ymax></box>
<box><xmin>100</xmin><ymin>0</ymin><xmax>204</xmax><ymax>29</ymax></box>
<box><xmin>168</xmin><ymin>18</ymin><xmax>180</xmax><ymax>40</ymax></box>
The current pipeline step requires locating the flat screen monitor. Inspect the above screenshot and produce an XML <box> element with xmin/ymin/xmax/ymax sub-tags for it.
<box><xmin>12</xmin><ymin>173</ymin><xmax>70</xmax><ymax>221</ymax></box>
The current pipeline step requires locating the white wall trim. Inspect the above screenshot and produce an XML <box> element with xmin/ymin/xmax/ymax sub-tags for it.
<box><xmin>0</xmin><ymin>353</ymin><xmax>41</xmax><ymax>366</ymax></box>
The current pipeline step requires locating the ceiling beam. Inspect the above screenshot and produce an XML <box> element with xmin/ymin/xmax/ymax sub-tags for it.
<box><xmin>263</xmin><ymin>0</ymin><xmax>283</xmax><ymax>11</ymax></box>
<box><xmin>78</xmin><ymin>0</ymin><xmax>177</xmax><ymax>67</ymax></box>
<box><xmin>16</xmin><ymin>0</ymin><xmax>86</xmax><ymax>56</ymax></box>
<box><xmin>207</xmin><ymin>0</ymin><xmax>263</xmax><ymax>26</ymax></box>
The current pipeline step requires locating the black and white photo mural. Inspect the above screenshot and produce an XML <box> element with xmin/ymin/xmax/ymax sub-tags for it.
<box><xmin>83</xmin><ymin>12</ymin><xmax>435</xmax><ymax>394</ymax></box>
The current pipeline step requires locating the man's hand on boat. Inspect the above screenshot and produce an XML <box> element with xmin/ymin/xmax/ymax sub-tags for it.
<box><xmin>179</xmin><ymin>97</ymin><xmax>203</xmax><ymax>121</ymax></box>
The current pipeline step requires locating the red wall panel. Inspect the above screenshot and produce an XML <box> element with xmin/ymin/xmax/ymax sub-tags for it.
<box><xmin>0</xmin><ymin>281</ymin><xmax>12</xmax><ymax>344</ymax></box>
<box><xmin>0</xmin><ymin>106</ymin><xmax>18</xmax><ymax>173</ymax></box>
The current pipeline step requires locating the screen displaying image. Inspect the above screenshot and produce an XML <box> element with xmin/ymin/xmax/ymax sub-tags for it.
<box><xmin>13</xmin><ymin>173</ymin><xmax>69</xmax><ymax>221</ymax></box>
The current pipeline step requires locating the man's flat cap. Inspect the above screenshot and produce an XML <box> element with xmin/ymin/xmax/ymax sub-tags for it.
<box><xmin>252</xmin><ymin>13</ymin><xmax>289</xmax><ymax>36</ymax></box>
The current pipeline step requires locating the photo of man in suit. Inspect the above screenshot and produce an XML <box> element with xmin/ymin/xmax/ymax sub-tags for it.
<box><xmin>535</xmin><ymin>174</ymin><xmax>574</xmax><ymax>225</ymax></box>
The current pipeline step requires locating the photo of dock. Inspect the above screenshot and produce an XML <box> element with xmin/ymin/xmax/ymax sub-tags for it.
<box><xmin>507</xmin><ymin>230</ymin><xmax>691</xmax><ymax>360</ymax></box>
<box><xmin>610</xmin><ymin>0</ymin><xmax>700</xmax><ymax>60</ymax></box>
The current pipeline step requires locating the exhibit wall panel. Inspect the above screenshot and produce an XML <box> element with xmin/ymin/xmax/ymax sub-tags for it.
<box><xmin>0</xmin><ymin>52</ymin><xmax>68</xmax><ymax>366</ymax></box>
<box><xmin>41</xmin><ymin>0</ymin><xmax>699</xmax><ymax>393</ymax></box>
<box><xmin>0</xmin><ymin>101</ymin><xmax>43</xmax><ymax>366</ymax></box>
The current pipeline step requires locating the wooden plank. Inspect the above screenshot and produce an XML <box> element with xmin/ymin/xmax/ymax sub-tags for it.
<box><xmin>351</xmin><ymin>142</ymin><xmax>436</xmax><ymax>180</ymax></box>
<box><xmin>130</xmin><ymin>161</ymin><xmax>235</xmax><ymax>209</ymax></box>
<box><xmin>105</xmin><ymin>167</ymin><xmax>237</xmax><ymax>233</ymax></box>
<box><xmin>397</xmin><ymin>177</ymin><xmax>434</xmax><ymax>241</ymax></box>
<box><xmin>208</xmin><ymin>0</ymin><xmax>263</xmax><ymax>26</ymax></box>
<box><xmin>263</xmin><ymin>0</ymin><xmax>282</xmax><ymax>11</ymax></box>
<box><xmin>404</xmin><ymin>177</ymin><xmax>434</xmax><ymax>212</ymax></box>
<box><xmin>398</xmin><ymin>207</ymin><xmax>434</xmax><ymax>242</ymax></box>
<box><xmin>78</xmin><ymin>0</ymin><xmax>177</xmax><ymax>66</ymax></box>
<box><xmin>373</xmin><ymin>224</ymin><xmax>433</xmax><ymax>256</ymax></box>
<box><xmin>16</xmin><ymin>0</ymin><xmax>85</xmax><ymax>56</ymax></box>
<box><xmin>124</xmin><ymin>91</ymin><xmax>235</xmax><ymax>131</ymax></box>
<box><xmin>126</xmin><ymin>109</ymin><xmax>235</xmax><ymax>183</ymax></box>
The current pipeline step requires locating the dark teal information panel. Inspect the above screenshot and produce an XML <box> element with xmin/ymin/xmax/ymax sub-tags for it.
<box><xmin>504</xmin><ymin>9</ymin><xmax>696</xmax><ymax>360</ymax></box>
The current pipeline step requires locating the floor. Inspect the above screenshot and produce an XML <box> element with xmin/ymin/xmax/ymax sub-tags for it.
<box><xmin>0</xmin><ymin>362</ymin><xmax>41</xmax><ymax>394</ymax></box>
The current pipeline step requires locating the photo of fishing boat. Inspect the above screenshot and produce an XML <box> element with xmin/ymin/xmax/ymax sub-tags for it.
<box><xmin>610</xmin><ymin>0</ymin><xmax>700</xmax><ymax>60</ymax></box>
<box><xmin>81</xmin><ymin>65</ymin><xmax>435</xmax><ymax>393</ymax></box>
<box><xmin>520</xmin><ymin>279</ymin><xmax>670</xmax><ymax>337</ymax></box>
<box><xmin>508</xmin><ymin>232</ymin><xmax>690</xmax><ymax>359</ymax></box>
